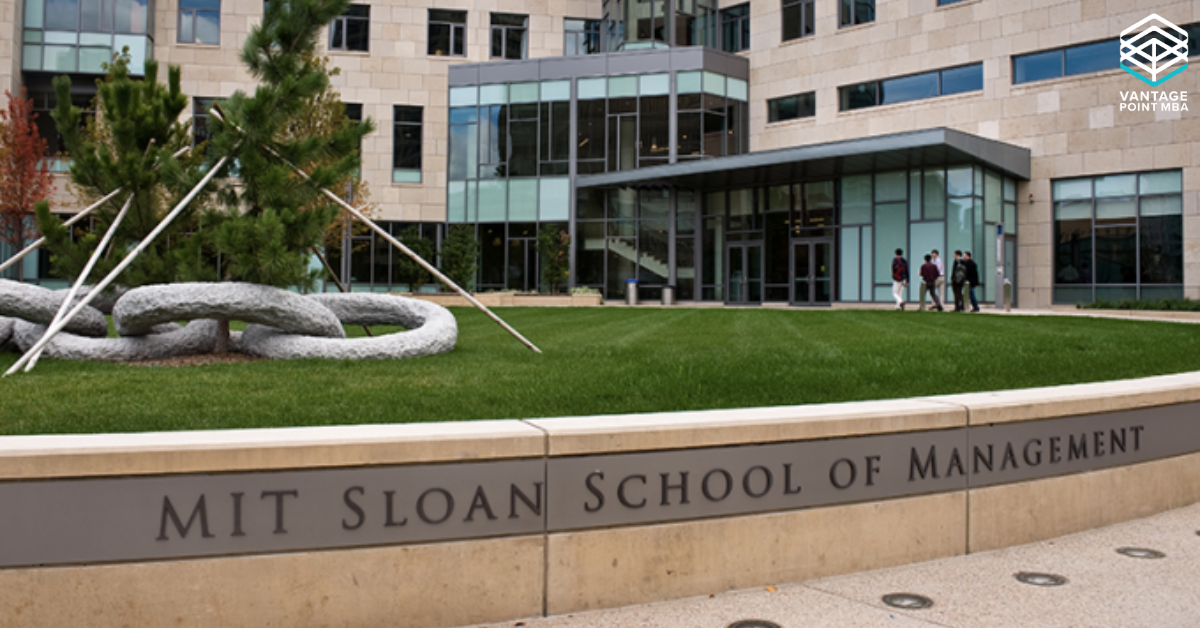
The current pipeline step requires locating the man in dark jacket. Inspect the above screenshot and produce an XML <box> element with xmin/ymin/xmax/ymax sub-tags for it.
<box><xmin>891</xmin><ymin>248</ymin><xmax>909</xmax><ymax>310</ymax></box>
<box><xmin>919</xmin><ymin>254</ymin><xmax>943</xmax><ymax>311</ymax></box>
<box><xmin>950</xmin><ymin>250</ymin><xmax>966</xmax><ymax>311</ymax></box>
<box><xmin>963</xmin><ymin>252</ymin><xmax>981</xmax><ymax>312</ymax></box>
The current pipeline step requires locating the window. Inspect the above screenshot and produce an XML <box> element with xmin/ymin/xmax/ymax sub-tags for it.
<box><xmin>781</xmin><ymin>0</ymin><xmax>814</xmax><ymax>41</ymax></box>
<box><xmin>1053</xmin><ymin>170</ymin><xmax>1184</xmax><ymax>304</ymax></box>
<box><xmin>839</xmin><ymin>0</ymin><xmax>873</xmax><ymax>27</ymax></box>
<box><xmin>179</xmin><ymin>0</ymin><xmax>220</xmax><ymax>45</ymax></box>
<box><xmin>428</xmin><ymin>10</ymin><xmax>466</xmax><ymax>57</ymax></box>
<box><xmin>564</xmin><ymin>19</ymin><xmax>601</xmax><ymax>56</ymax></box>
<box><xmin>1012</xmin><ymin>38</ymin><xmax>1119</xmax><ymax>84</ymax></box>
<box><xmin>491</xmin><ymin>13</ymin><xmax>528</xmax><ymax>60</ymax></box>
<box><xmin>393</xmin><ymin>106</ymin><xmax>422</xmax><ymax>183</ymax></box>
<box><xmin>767</xmin><ymin>92</ymin><xmax>815</xmax><ymax>123</ymax></box>
<box><xmin>329</xmin><ymin>4</ymin><xmax>369</xmax><ymax>52</ymax></box>
<box><xmin>937</xmin><ymin>0</ymin><xmax>968</xmax><ymax>5</ymax></box>
<box><xmin>193</xmin><ymin>97</ymin><xmax>217</xmax><ymax>151</ymax></box>
<box><xmin>720</xmin><ymin>4</ymin><xmax>750</xmax><ymax>52</ymax></box>
<box><xmin>839</xmin><ymin>63</ymin><xmax>982</xmax><ymax>111</ymax></box>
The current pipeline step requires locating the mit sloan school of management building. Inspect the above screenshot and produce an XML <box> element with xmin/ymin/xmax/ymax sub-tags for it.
<box><xmin>0</xmin><ymin>0</ymin><xmax>1197</xmax><ymax>308</ymax></box>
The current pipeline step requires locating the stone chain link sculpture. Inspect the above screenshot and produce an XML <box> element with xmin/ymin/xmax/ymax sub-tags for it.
<box><xmin>0</xmin><ymin>279</ymin><xmax>457</xmax><ymax>362</ymax></box>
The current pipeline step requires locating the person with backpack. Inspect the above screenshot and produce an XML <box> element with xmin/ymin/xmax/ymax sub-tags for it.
<box><xmin>963</xmin><ymin>251</ymin><xmax>981</xmax><ymax>312</ymax></box>
<box><xmin>891</xmin><ymin>248</ymin><xmax>909</xmax><ymax>310</ymax></box>
<box><xmin>919</xmin><ymin>254</ymin><xmax>944</xmax><ymax>311</ymax></box>
<box><xmin>951</xmin><ymin>250</ymin><xmax>967</xmax><ymax>311</ymax></box>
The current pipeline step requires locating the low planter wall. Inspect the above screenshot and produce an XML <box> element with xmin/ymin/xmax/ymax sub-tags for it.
<box><xmin>395</xmin><ymin>292</ymin><xmax>602</xmax><ymax>307</ymax></box>
<box><xmin>3</xmin><ymin>372</ymin><xmax>1200</xmax><ymax>627</ymax></box>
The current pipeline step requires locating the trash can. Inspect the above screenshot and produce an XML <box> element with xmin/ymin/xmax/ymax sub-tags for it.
<box><xmin>662</xmin><ymin>285</ymin><xmax>675</xmax><ymax>306</ymax></box>
<box><xmin>625</xmin><ymin>279</ymin><xmax>638</xmax><ymax>306</ymax></box>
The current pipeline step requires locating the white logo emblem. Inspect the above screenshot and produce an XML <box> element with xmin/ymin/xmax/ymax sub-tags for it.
<box><xmin>1120</xmin><ymin>14</ymin><xmax>1189</xmax><ymax>86</ymax></box>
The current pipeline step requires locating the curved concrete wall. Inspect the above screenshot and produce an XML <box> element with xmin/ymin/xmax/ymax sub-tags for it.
<box><xmin>2</xmin><ymin>371</ymin><xmax>1200</xmax><ymax>627</ymax></box>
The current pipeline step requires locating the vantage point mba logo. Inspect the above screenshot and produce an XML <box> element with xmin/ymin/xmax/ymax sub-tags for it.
<box><xmin>1119</xmin><ymin>14</ymin><xmax>1188</xmax><ymax>87</ymax></box>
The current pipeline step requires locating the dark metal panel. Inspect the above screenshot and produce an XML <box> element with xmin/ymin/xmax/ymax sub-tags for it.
<box><xmin>447</xmin><ymin>65</ymin><xmax>481</xmax><ymax>87</ymax></box>
<box><xmin>700</xmin><ymin>48</ymin><xmax>751</xmax><ymax>80</ymax></box>
<box><xmin>576</xmin><ymin>128</ymin><xmax>1032</xmax><ymax>190</ymax></box>
<box><xmin>478</xmin><ymin>61</ymin><xmax>542</xmax><ymax>84</ymax></box>
<box><xmin>968</xmin><ymin>402</ymin><xmax>1200</xmax><ymax>487</ymax></box>
<box><xmin>607</xmin><ymin>50</ymin><xmax>675</xmax><ymax>75</ymax></box>
<box><xmin>668</xmin><ymin>47</ymin><xmax>708</xmax><ymax>72</ymax></box>
<box><xmin>547</xmin><ymin>429</ymin><xmax>968</xmax><ymax>531</ymax></box>
<box><xmin>0</xmin><ymin>459</ymin><xmax>545</xmax><ymax>568</ymax></box>
<box><xmin>540</xmin><ymin>56</ymin><xmax>609</xmax><ymax>80</ymax></box>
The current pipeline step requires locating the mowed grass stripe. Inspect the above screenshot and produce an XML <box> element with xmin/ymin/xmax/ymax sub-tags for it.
<box><xmin>1</xmin><ymin>307</ymin><xmax>1198</xmax><ymax>435</ymax></box>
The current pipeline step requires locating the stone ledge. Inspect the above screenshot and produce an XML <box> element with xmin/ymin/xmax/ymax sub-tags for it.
<box><xmin>0</xmin><ymin>420</ymin><xmax>545</xmax><ymax>480</ymax></box>
<box><xmin>527</xmin><ymin>398</ymin><xmax>966</xmax><ymax>456</ymax></box>
<box><xmin>925</xmin><ymin>370</ymin><xmax>1200</xmax><ymax>425</ymax></box>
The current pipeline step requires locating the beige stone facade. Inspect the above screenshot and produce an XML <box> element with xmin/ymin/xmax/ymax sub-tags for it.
<box><xmin>1</xmin><ymin>0</ymin><xmax>1196</xmax><ymax>305</ymax></box>
<box><xmin>743</xmin><ymin>0</ymin><xmax>1199</xmax><ymax>306</ymax></box>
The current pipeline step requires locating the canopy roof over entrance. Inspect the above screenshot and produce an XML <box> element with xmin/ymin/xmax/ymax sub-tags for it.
<box><xmin>576</xmin><ymin>127</ymin><xmax>1031</xmax><ymax>190</ymax></box>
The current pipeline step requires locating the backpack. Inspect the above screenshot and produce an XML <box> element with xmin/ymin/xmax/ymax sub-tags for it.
<box><xmin>891</xmin><ymin>258</ymin><xmax>907</xmax><ymax>282</ymax></box>
<box><xmin>952</xmin><ymin>261</ymin><xmax>967</xmax><ymax>284</ymax></box>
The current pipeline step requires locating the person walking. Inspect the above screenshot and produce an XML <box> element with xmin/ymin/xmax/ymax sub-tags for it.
<box><xmin>950</xmin><ymin>250</ymin><xmax>966</xmax><ymax>311</ymax></box>
<box><xmin>891</xmin><ymin>248</ymin><xmax>909</xmax><ymax>310</ymax></box>
<box><xmin>919</xmin><ymin>254</ymin><xmax>943</xmax><ymax>311</ymax></box>
<box><xmin>931</xmin><ymin>250</ymin><xmax>946</xmax><ymax>306</ymax></box>
<box><xmin>963</xmin><ymin>251</ymin><xmax>980</xmax><ymax>312</ymax></box>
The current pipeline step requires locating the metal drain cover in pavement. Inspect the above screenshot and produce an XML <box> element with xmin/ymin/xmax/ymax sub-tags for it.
<box><xmin>727</xmin><ymin>621</ymin><xmax>782</xmax><ymax>628</ymax></box>
<box><xmin>882</xmin><ymin>593</ymin><xmax>933</xmax><ymax>609</ymax></box>
<box><xmin>1015</xmin><ymin>572</ymin><xmax>1068</xmax><ymax>586</ymax></box>
<box><xmin>1116</xmin><ymin>547</ymin><xmax>1165</xmax><ymax>559</ymax></box>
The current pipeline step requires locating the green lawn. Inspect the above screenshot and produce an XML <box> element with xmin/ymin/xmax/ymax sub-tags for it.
<box><xmin>1</xmin><ymin>307</ymin><xmax>1198</xmax><ymax>436</ymax></box>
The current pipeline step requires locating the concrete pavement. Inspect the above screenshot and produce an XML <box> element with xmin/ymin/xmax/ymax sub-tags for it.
<box><xmin>462</xmin><ymin>500</ymin><xmax>1200</xmax><ymax>628</ymax></box>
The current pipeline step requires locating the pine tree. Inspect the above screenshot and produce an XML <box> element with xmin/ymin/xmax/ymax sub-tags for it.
<box><xmin>180</xmin><ymin>0</ymin><xmax>373</xmax><ymax>290</ymax></box>
<box><xmin>439</xmin><ymin>224</ymin><xmax>480</xmax><ymax>292</ymax></box>
<box><xmin>396</xmin><ymin>225</ymin><xmax>434</xmax><ymax>290</ymax></box>
<box><xmin>0</xmin><ymin>88</ymin><xmax>55</xmax><ymax>282</ymax></box>
<box><xmin>537</xmin><ymin>225</ymin><xmax>570</xmax><ymax>294</ymax></box>
<box><xmin>35</xmin><ymin>52</ymin><xmax>200</xmax><ymax>288</ymax></box>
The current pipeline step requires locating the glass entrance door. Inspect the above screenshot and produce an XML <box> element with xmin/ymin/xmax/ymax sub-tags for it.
<box><xmin>726</xmin><ymin>243</ymin><xmax>762</xmax><ymax>304</ymax></box>
<box><xmin>507</xmin><ymin>239</ymin><xmax>538</xmax><ymax>292</ymax></box>
<box><xmin>792</xmin><ymin>240</ymin><xmax>833</xmax><ymax>305</ymax></box>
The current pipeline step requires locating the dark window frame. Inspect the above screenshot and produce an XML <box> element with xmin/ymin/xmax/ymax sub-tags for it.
<box><xmin>490</xmin><ymin>13</ymin><xmax>529</xmax><ymax>60</ymax></box>
<box><xmin>767</xmin><ymin>92</ymin><xmax>816</xmax><ymax>123</ymax></box>
<box><xmin>179</xmin><ymin>0</ymin><xmax>221</xmax><ymax>45</ymax></box>
<box><xmin>720</xmin><ymin>3</ymin><xmax>750</xmax><ymax>52</ymax></box>
<box><xmin>839</xmin><ymin>0</ymin><xmax>874</xmax><ymax>28</ymax></box>
<box><xmin>428</xmin><ymin>9</ymin><xmax>467</xmax><ymax>57</ymax></box>
<box><xmin>1051</xmin><ymin>169</ymin><xmax>1185</xmax><ymax>303</ymax></box>
<box><xmin>329</xmin><ymin>4</ymin><xmax>370</xmax><ymax>53</ymax></box>
<box><xmin>393</xmin><ymin>105</ymin><xmax>423</xmax><ymax>183</ymax></box>
<box><xmin>564</xmin><ymin>18</ymin><xmax>602</xmax><ymax>56</ymax></box>
<box><xmin>781</xmin><ymin>0</ymin><xmax>815</xmax><ymax>42</ymax></box>
<box><xmin>838</xmin><ymin>63</ymin><xmax>983</xmax><ymax>111</ymax></box>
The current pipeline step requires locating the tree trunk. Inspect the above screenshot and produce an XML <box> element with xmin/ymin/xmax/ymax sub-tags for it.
<box><xmin>214</xmin><ymin>318</ymin><xmax>230</xmax><ymax>354</ymax></box>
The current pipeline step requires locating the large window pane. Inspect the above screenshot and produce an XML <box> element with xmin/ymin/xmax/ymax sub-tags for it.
<box><xmin>1140</xmin><ymin>171</ymin><xmax>1182</xmax><ymax>195</ymax></box>
<box><xmin>1140</xmin><ymin>215</ymin><xmax>1183</xmax><ymax>284</ymax></box>
<box><xmin>840</xmin><ymin>175</ymin><xmax>871</xmax><ymax>224</ymax></box>
<box><xmin>1065</xmin><ymin>39</ymin><xmax>1116</xmax><ymax>76</ymax></box>
<box><xmin>923</xmin><ymin>169</ymin><xmax>946</xmax><ymax>219</ymax></box>
<box><xmin>1094</xmin><ymin>174</ymin><xmax>1136</xmax><ymax>197</ymax></box>
<box><xmin>946</xmin><ymin>166</ymin><xmax>972</xmax><ymax>196</ymax></box>
<box><xmin>873</xmin><ymin>202</ymin><xmax>906</xmax><ymax>283</ymax></box>
<box><xmin>46</xmin><ymin>0</ymin><xmax>79</xmax><ymax>30</ymax></box>
<box><xmin>1013</xmin><ymin>50</ymin><xmax>1062</xmax><ymax>84</ymax></box>
<box><xmin>880</xmin><ymin>72</ymin><xmax>938</xmax><ymax>105</ymax></box>
<box><xmin>940</xmin><ymin>64</ymin><xmax>983</xmax><ymax>95</ymax></box>
<box><xmin>1094</xmin><ymin>225</ymin><xmax>1136</xmax><ymax>284</ymax></box>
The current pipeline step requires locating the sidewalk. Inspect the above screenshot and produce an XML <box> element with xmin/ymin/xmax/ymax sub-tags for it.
<box><xmin>462</xmin><ymin>501</ymin><xmax>1200</xmax><ymax>628</ymax></box>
